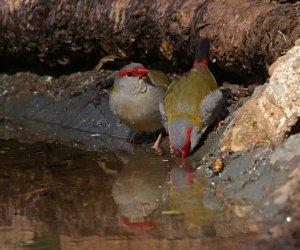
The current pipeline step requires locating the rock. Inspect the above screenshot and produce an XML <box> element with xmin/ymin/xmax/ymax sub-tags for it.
<box><xmin>270</xmin><ymin>134</ymin><xmax>300</xmax><ymax>205</ymax></box>
<box><xmin>273</xmin><ymin>165</ymin><xmax>300</xmax><ymax>205</ymax></box>
<box><xmin>219</xmin><ymin>134</ymin><xmax>300</xmax><ymax>220</ymax></box>
<box><xmin>270</xmin><ymin>133</ymin><xmax>300</xmax><ymax>164</ymax></box>
<box><xmin>221</xmin><ymin>41</ymin><xmax>300</xmax><ymax>152</ymax></box>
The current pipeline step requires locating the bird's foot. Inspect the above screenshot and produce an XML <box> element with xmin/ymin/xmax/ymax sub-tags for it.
<box><xmin>215</xmin><ymin>118</ymin><xmax>226</xmax><ymax>134</ymax></box>
<box><xmin>151</xmin><ymin>144</ymin><xmax>164</xmax><ymax>155</ymax></box>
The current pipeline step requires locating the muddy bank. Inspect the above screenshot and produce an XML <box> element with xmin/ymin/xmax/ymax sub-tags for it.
<box><xmin>0</xmin><ymin>70</ymin><xmax>134</xmax><ymax>151</ymax></box>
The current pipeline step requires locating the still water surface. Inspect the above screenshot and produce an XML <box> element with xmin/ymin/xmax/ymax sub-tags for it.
<box><xmin>0</xmin><ymin>139</ymin><xmax>255</xmax><ymax>250</ymax></box>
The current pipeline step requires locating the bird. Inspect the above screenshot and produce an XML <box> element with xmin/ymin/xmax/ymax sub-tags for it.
<box><xmin>159</xmin><ymin>38</ymin><xmax>223</xmax><ymax>158</ymax></box>
<box><xmin>109</xmin><ymin>62</ymin><xmax>171</xmax><ymax>152</ymax></box>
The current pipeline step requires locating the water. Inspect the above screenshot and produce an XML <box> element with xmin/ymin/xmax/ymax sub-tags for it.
<box><xmin>0</xmin><ymin>139</ymin><xmax>256</xmax><ymax>249</ymax></box>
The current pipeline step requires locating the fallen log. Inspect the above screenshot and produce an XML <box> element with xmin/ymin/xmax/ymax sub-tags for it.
<box><xmin>0</xmin><ymin>0</ymin><xmax>299</xmax><ymax>76</ymax></box>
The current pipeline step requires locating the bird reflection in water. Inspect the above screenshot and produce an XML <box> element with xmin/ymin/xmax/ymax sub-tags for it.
<box><xmin>112</xmin><ymin>154</ymin><xmax>217</xmax><ymax>237</ymax></box>
<box><xmin>111</xmin><ymin>154</ymin><xmax>169</xmax><ymax>231</ymax></box>
<box><xmin>163</xmin><ymin>158</ymin><xmax>217</xmax><ymax>237</ymax></box>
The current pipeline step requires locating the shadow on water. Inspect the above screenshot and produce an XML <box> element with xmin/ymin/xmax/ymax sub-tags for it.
<box><xmin>0</xmin><ymin>139</ymin><xmax>255</xmax><ymax>249</ymax></box>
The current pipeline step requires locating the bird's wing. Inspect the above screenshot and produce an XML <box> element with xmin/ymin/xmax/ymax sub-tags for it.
<box><xmin>199</xmin><ymin>89</ymin><xmax>224</xmax><ymax>127</ymax></box>
<box><xmin>159</xmin><ymin>102</ymin><xmax>169</xmax><ymax>133</ymax></box>
<box><xmin>147</xmin><ymin>70</ymin><xmax>172</xmax><ymax>90</ymax></box>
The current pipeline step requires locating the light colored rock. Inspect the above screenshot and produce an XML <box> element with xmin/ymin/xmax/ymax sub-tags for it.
<box><xmin>221</xmin><ymin>41</ymin><xmax>300</xmax><ymax>152</ymax></box>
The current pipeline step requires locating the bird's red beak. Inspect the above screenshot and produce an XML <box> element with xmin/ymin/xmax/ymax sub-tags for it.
<box><xmin>181</xmin><ymin>128</ymin><xmax>192</xmax><ymax>158</ymax></box>
<box><xmin>137</xmin><ymin>68</ymin><xmax>149</xmax><ymax>78</ymax></box>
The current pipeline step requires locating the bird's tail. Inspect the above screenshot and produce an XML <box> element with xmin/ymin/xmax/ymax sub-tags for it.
<box><xmin>193</xmin><ymin>37</ymin><xmax>210</xmax><ymax>68</ymax></box>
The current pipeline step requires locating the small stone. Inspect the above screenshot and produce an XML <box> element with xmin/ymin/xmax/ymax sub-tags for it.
<box><xmin>234</xmin><ymin>205</ymin><xmax>253</xmax><ymax>217</ymax></box>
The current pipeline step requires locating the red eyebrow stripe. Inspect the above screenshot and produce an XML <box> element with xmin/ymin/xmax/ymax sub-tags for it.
<box><xmin>118</xmin><ymin>68</ymin><xmax>149</xmax><ymax>78</ymax></box>
<box><xmin>118</xmin><ymin>68</ymin><xmax>138</xmax><ymax>78</ymax></box>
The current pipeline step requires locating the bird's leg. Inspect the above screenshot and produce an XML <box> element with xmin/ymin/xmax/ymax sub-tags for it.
<box><xmin>151</xmin><ymin>131</ymin><xmax>164</xmax><ymax>155</ymax></box>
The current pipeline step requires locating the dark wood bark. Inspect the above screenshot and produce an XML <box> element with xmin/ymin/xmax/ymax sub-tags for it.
<box><xmin>0</xmin><ymin>0</ymin><xmax>299</xmax><ymax>76</ymax></box>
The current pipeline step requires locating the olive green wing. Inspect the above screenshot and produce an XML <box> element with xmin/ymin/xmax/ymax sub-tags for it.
<box><xmin>147</xmin><ymin>69</ymin><xmax>172</xmax><ymax>90</ymax></box>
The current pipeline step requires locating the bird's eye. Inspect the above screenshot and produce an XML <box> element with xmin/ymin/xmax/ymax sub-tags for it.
<box><xmin>127</xmin><ymin>72</ymin><xmax>133</xmax><ymax>77</ymax></box>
